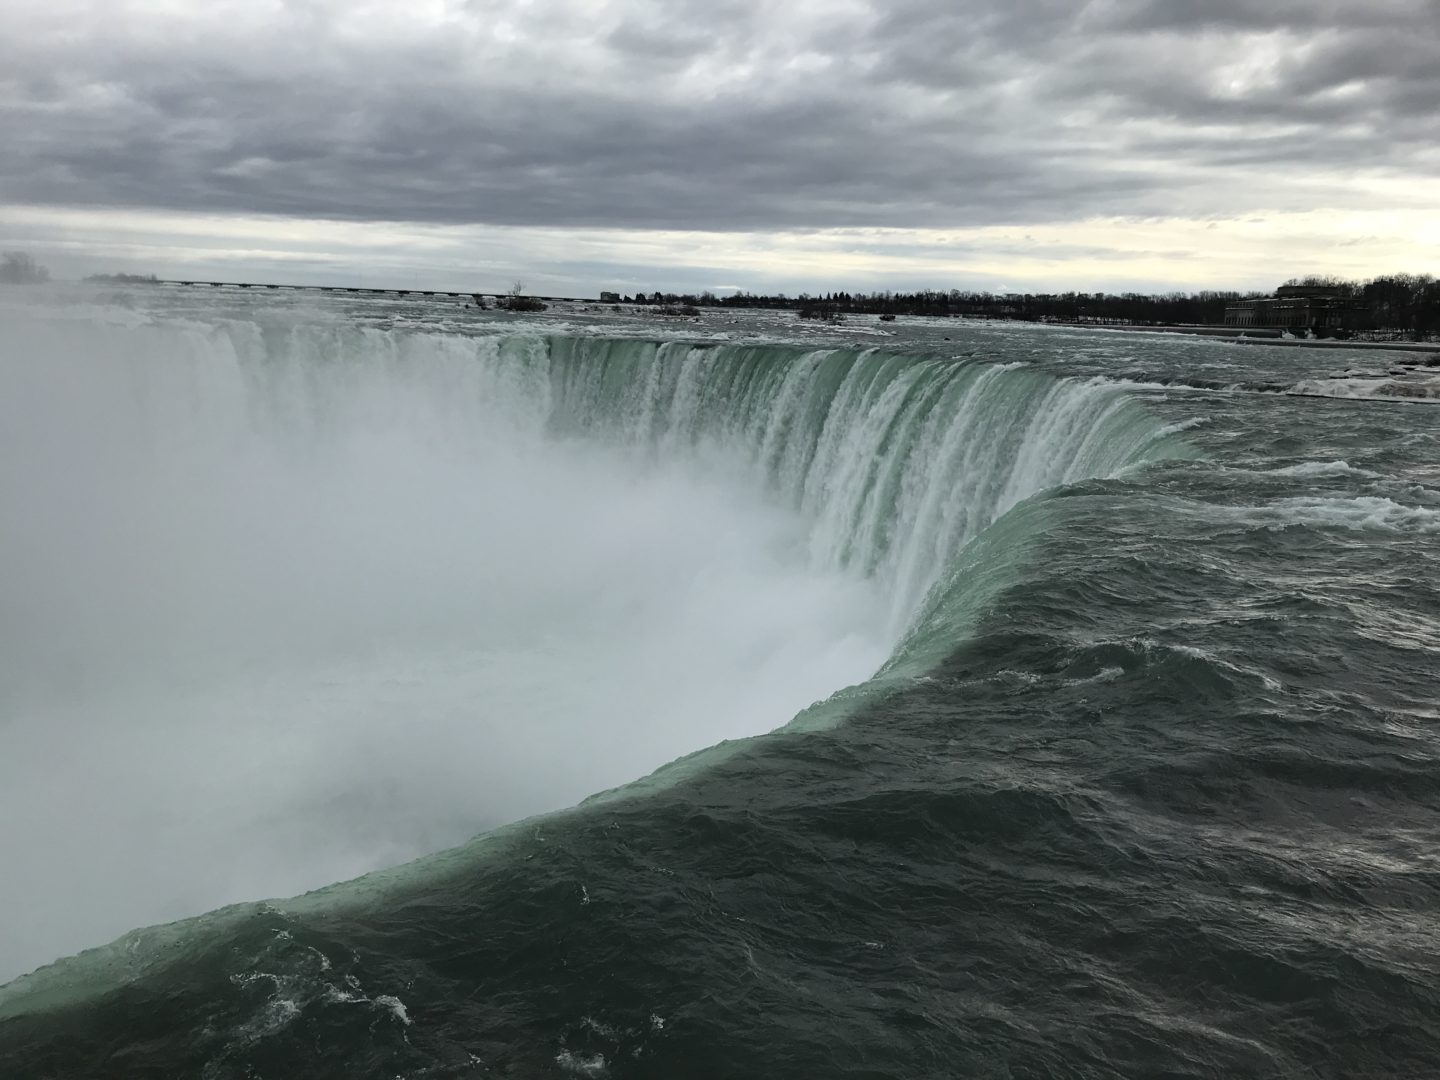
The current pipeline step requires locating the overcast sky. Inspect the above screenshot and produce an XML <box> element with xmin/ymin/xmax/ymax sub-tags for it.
<box><xmin>2</xmin><ymin>0</ymin><xmax>1437</xmax><ymax>294</ymax></box>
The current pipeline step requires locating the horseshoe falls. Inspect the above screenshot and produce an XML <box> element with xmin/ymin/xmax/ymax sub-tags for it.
<box><xmin>2</xmin><ymin>293</ymin><xmax>1438</xmax><ymax>1079</ymax></box>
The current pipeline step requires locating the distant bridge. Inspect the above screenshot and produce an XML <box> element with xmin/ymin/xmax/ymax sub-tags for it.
<box><xmin>155</xmin><ymin>280</ymin><xmax>595</xmax><ymax>303</ymax></box>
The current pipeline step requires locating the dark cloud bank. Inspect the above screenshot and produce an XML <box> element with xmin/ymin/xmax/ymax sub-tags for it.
<box><xmin>1</xmin><ymin>0</ymin><xmax>1436</xmax><ymax>231</ymax></box>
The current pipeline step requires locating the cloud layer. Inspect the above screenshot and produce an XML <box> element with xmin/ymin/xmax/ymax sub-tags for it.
<box><xmin>3</xmin><ymin>0</ymin><xmax>1437</xmax><ymax>235</ymax></box>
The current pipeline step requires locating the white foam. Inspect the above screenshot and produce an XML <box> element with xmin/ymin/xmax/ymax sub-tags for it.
<box><xmin>556</xmin><ymin>1050</ymin><xmax>610</xmax><ymax>1077</ymax></box>
<box><xmin>1206</xmin><ymin>496</ymin><xmax>1440</xmax><ymax>534</ymax></box>
<box><xmin>1291</xmin><ymin>376</ymin><xmax>1440</xmax><ymax>403</ymax></box>
<box><xmin>374</xmin><ymin>994</ymin><xmax>411</xmax><ymax>1026</ymax></box>
<box><xmin>1267</xmin><ymin>460</ymin><xmax>1371</xmax><ymax>479</ymax></box>
<box><xmin>1156</xmin><ymin>417</ymin><xmax>1212</xmax><ymax>435</ymax></box>
<box><xmin>1063</xmin><ymin>666</ymin><xmax>1125</xmax><ymax>687</ymax></box>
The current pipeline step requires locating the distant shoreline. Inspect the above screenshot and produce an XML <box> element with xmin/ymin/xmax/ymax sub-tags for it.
<box><xmin>1082</xmin><ymin>323</ymin><xmax>1440</xmax><ymax>355</ymax></box>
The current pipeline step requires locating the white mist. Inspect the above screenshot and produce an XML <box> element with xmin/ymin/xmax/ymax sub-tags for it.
<box><xmin>0</xmin><ymin>308</ymin><xmax>891</xmax><ymax>983</ymax></box>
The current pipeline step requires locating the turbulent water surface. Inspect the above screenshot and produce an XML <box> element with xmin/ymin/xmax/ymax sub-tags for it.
<box><xmin>1</xmin><ymin>289</ymin><xmax>1437</xmax><ymax>1078</ymax></box>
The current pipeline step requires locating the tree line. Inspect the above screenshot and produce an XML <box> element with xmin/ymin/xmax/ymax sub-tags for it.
<box><xmin>1277</xmin><ymin>274</ymin><xmax>1440</xmax><ymax>338</ymax></box>
<box><xmin>618</xmin><ymin>273</ymin><xmax>1439</xmax><ymax>338</ymax></box>
<box><xmin>5</xmin><ymin>248</ymin><xmax>1433</xmax><ymax>338</ymax></box>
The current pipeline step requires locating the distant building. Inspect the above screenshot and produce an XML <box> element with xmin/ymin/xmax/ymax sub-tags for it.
<box><xmin>1225</xmin><ymin>285</ymin><xmax>1366</xmax><ymax>332</ymax></box>
<box><xmin>599</xmin><ymin>291</ymin><xmax>620</xmax><ymax>302</ymax></box>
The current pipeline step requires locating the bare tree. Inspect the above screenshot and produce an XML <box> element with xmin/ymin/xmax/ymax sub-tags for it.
<box><xmin>499</xmin><ymin>280</ymin><xmax>546</xmax><ymax>312</ymax></box>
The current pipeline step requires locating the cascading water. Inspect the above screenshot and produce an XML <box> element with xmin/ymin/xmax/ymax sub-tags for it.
<box><xmin>538</xmin><ymin>337</ymin><xmax>1183</xmax><ymax>636</ymax></box>
<box><xmin>6</xmin><ymin>299</ymin><xmax>1439</xmax><ymax>1080</ymax></box>
<box><xmin>0</xmin><ymin>308</ymin><xmax>1188</xmax><ymax>987</ymax></box>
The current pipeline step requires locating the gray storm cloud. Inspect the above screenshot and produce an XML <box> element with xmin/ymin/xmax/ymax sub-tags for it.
<box><xmin>0</xmin><ymin>0</ymin><xmax>1436</xmax><ymax>231</ymax></box>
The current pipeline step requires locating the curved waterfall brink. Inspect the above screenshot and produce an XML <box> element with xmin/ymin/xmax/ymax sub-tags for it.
<box><xmin>538</xmin><ymin>336</ymin><xmax>1192</xmax><ymax>636</ymax></box>
<box><xmin>0</xmin><ymin>312</ymin><xmax>1192</xmax><ymax>996</ymax></box>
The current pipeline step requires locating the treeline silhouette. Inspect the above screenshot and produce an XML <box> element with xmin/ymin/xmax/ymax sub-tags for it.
<box><xmin>618</xmin><ymin>273</ymin><xmax>1439</xmax><ymax>337</ymax></box>
<box><xmin>84</xmin><ymin>272</ymin><xmax>159</xmax><ymax>285</ymax></box>
<box><xmin>1277</xmin><ymin>274</ymin><xmax>1440</xmax><ymax>338</ymax></box>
